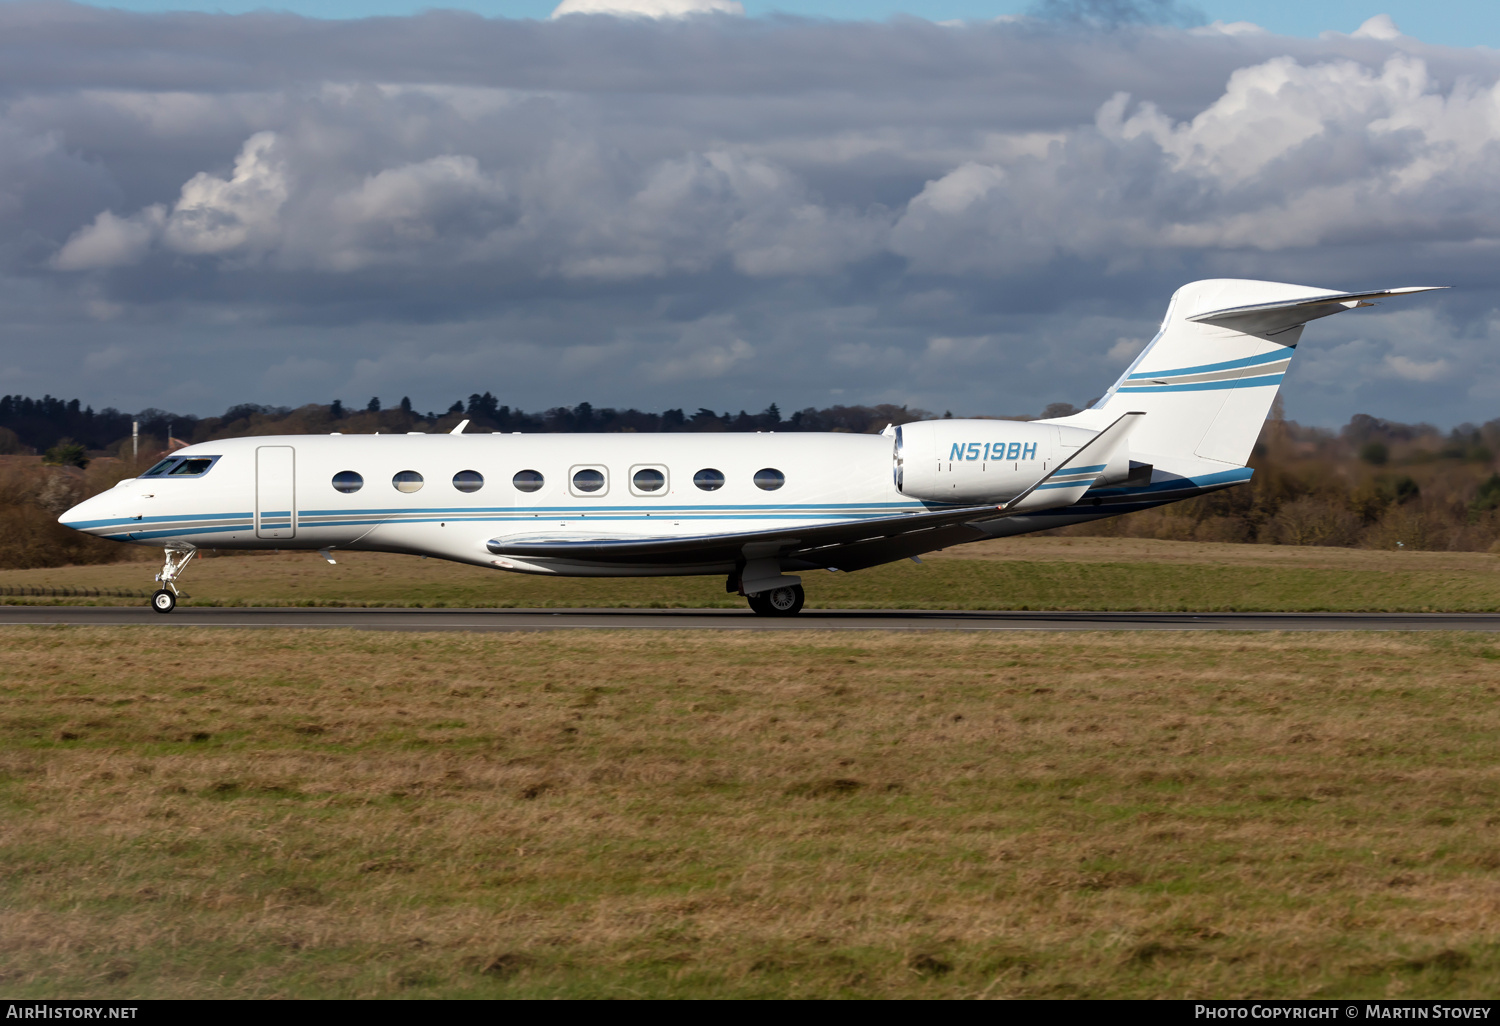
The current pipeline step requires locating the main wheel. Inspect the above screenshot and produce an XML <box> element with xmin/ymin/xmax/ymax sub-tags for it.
<box><xmin>151</xmin><ymin>589</ymin><xmax>177</xmax><ymax>614</ymax></box>
<box><xmin>748</xmin><ymin>584</ymin><xmax>804</xmax><ymax>616</ymax></box>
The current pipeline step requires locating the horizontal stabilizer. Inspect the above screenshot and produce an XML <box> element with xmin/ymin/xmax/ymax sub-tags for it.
<box><xmin>1001</xmin><ymin>411</ymin><xmax>1144</xmax><ymax>514</ymax></box>
<box><xmin>1188</xmin><ymin>286</ymin><xmax>1447</xmax><ymax>337</ymax></box>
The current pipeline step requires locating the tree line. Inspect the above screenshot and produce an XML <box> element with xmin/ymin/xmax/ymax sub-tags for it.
<box><xmin>0</xmin><ymin>395</ymin><xmax>189</xmax><ymax>455</ymax></box>
<box><xmin>1056</xmin><ymin>409</ymin><xmax>1500</xmax><ymax>551</ymax></box>
<box><xmin>0</xmin><ymin>393</ymin><xmax>956</xmax><ymax>459</ymax></box>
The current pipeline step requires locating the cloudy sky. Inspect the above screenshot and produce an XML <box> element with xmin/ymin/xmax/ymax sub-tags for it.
<box><xmin>1</xmin><ymin>0</ymin><xmax>1497</xmax><ymax>426</ymax></box>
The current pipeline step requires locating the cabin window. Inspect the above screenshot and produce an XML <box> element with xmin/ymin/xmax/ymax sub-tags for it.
<box><xmin>754</xmin><ymin>468</ymin><xmax>785</xmax><ymax>491</ymax></box>
<box><xmin>143</xmin><ymin>458</ymin><xmax>179</xmax><ymax>477</ymax></box>
<box><xmin>512</xmin><ymin>470</ymin><xmax>544</xmax><ymax>493</ymax></box>
<box><xmin>392</xmin><ymin>470</ymin><xmax>424</xmax><ymax>494</ymax></box>
<box><xmin>453</xmin><ymin>470</ymin><xmax>484</xmax><ymax>493</ymax></box>
<box><xmin>693</xmin><ymin>468</ymin><xmax>725</xmax><ymax>491</ymax></box>
<box><xmin>571</xmin><ymin>467</ymin><xmax>606</xmax><ymax>495</ymax></box>
<box><xmin>631</xmin><ymin>467</ymin><xmax>666</xmax><ymax>494</ymax></box>
<box><xmin>332</xmin><ymin>471</ymin><xmax>364</xmax><ymax>494</ymax></box>
<box><xmin>165</xmin><ymin>457</ymin><xmax>219</xmax><ymax>477</ymax></box>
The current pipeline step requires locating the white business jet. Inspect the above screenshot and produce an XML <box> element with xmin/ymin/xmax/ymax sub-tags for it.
<box><xmin>60</xmin><ymin>279</ymin><xmax>1442</xmax><ymax>615</ymax></box>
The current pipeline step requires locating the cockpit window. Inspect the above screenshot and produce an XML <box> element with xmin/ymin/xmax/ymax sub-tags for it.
<box><xmin>143</xmin><ymin>459</ymin><xmax>179</xmax><ymax>476</ymax></box>
<box><xmin>165</xmin><ymin>457</ymin><xmax>219</xmax><ymax>477</ymax></box>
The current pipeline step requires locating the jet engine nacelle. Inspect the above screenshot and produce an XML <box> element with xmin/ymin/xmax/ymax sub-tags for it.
<box><xmin>894</xmin><ymin>419</ymin><xmax>1132</xmax><ymax>504</ymax></box>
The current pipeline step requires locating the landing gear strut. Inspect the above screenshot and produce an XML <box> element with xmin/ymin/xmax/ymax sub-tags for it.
<box><xmin>747</xmin><ymin>584</ymin><xmax>805</xmax><ymax>616</ymax></box>
<box><xmin>151</xmin><ymin>548</ymin><xmax>196</xmax><ymax>615</ymax></box>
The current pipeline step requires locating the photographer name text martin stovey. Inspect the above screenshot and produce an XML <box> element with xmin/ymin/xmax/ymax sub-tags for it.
<box><xmin>1365</xmin><ymin>1010</ymin><xmax>1491</xmax><ymax>1020</ymax></box>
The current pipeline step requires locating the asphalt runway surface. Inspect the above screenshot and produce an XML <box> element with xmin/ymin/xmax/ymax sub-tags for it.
<box><xmin>2</xmin><ymin>606</ymin><xmax>1499</xmax><ymax>631</ymax></box>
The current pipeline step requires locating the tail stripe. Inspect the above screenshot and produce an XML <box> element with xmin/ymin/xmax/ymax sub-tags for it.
<box><xmin>1127</xmin><ymin>348</ymin><xmax>1293</xmax><ymax>380</ymax></box>
<box><xmin>1118</xmin><ymin>372</ymin><xmax>1284</xmax><ymax>394</ymax></box>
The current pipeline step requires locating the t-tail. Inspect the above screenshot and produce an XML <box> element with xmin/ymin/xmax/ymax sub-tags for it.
<box><xmin>1043</xmin><ymin>279</ymin><xmax>1445</xmax><ymax>467</ymax></box>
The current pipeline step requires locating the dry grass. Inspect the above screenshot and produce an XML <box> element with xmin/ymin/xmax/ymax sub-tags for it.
<box><xmin>3</xmin><ymin>627</ymin><xmax>1500</xmax><ymax>997</ymax></box>
<box><xmin>5</xmin><ymin>538</ymin><xmax>1500</xmax><ymax>612</ymax></box>
<box><xmin>949</xmin><ymin>536</ymin><xmax>1500</xmax><ymax>571</ymax></box>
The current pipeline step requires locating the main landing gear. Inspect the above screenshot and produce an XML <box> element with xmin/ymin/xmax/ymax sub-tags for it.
<box><xmin>731</xmin><ymin>561</ymin><xmax>807</xmax><ymax>616</ymax></box>
<box><xmin>746</xmin><ymin>584</ymin><xmax>805</xmax><ymax>617</ymax></box>
<box><xmin>150</xmin><ymin>548</ymin><xmax>196</xmax><ymax>614</ymax></box>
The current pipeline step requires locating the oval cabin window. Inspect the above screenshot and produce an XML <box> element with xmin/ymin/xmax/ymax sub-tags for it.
<box><xmin>753</xmin><ymin>468</ymin><xmax>785</xmax><ymax>491</ymax></box>
<box><xmin>392</xmin><ymin>470</ymin><xmax>424</xmax><ymax>494</ymax></box>
<box><xmin>693</xmin><ymin>468</ymin><xmax>725</xmax><ymax>491</ymax></box>
<box><xmin>452</xmin><ymin>470</ymin><xmax>484</xmax><ymax>493</ymax></box>
<box><xmin>572</xmin><ymin>468</ymin><xmax>605</xmax><ymax>493</ymax></box>
<box><xmin>632</xmin><ymin>468</ymin><xmax>666</xmax><ymax>493</ymax></box>
<box><xmin>332</xmin><ymin>471</ymin><xmax>364</xmax><ymax>494</ymax></box>
<box><xmin>512</xmin><ymin>470</ymin><xmax>544</xmax><ymax>493</ymax></box>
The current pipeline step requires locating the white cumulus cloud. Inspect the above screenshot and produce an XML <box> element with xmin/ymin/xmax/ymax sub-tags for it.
<box><xmin>163</xmin><ymin>131</ymin><xmax>288</xmax><ymax>257</ymax></box>
<box><xmin>551</xmin><ymin>0</ymin><xmax>743</xmax><ymax>18</ymax></box>
<box><xmin>57</xmin><ymin>132</ymin><xmax>291</xmax><ymax>268</ymax></box>
<box><xmin>1383</xmin><ymin>354</ymin><xmax>1450</xmax><ymax>382</ymax></box>
<box><xmin>892</xmin><ymin>53</ymin><xmax>1500</xmax><ymax>274</ymax></box>
<box><xmin>1108</xmin><ymin>337</ymin><xmax>1146</xmax><ymax>364</ymax></box>
<box><xmin>1352</xmin><ymin>14</ymin><xmax>1402</xmax><ymax>41</ymax></box>
<box><xmin>53</xmin><ymin>207</ymin><xmax>165</xmax><ymax>270</ymax></box>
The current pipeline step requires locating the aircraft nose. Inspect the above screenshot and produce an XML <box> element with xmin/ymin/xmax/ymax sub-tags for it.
<box><xmin>58</xmin><ymin>494</ymin><xmax>106</xmax><ymax>531</ymax></box>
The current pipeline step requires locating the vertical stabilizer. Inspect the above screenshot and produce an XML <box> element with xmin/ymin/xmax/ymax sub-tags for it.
<box><xmin>1043</xmin><ymin>279</ymin><xmax>1443</xmax><ymax>467</ymax></box>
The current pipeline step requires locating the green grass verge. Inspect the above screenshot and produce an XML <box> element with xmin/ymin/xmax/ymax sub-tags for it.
<box><xmin>3</xmin><ymin>541</ymin><xmax>1500</xmax><ymax>611</ymax></box>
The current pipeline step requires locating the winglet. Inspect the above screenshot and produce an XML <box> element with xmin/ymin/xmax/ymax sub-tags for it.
<box><xmin>450</xmin><ymin>419</ymin><xmax>470</xmax><ymax>435</ymax></box>
<box><xmin>1001</xmin><ymin>412</ymin><xmax>1145</xmax><ymax>515</ymax></box>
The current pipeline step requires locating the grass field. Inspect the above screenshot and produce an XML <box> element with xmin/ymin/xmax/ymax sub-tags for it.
<box><xmin>5</xmin><ymin>538</ymin><xmax>1500</xmax><ymax>611</ymax></box>
<box><xmin>3</xmin><ymin>626</ymin><xmax>1499</xmax><ymax>998</ymax></box>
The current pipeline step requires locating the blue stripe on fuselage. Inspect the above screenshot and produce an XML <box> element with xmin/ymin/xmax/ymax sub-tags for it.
<box><xmin>61</xmin><ymin>511</ymin><xmax>253</xmax><ymax>530</ymax></box>
<box><xmin>75</xmin><ymin>470</ymin><xmax>1256</xmax><ymax>542</ymax></box>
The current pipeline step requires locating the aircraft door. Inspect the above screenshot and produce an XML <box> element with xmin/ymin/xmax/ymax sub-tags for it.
<box><xmin>255</xmin><ymin>446</ymin><xmax>296</xmax><ymax>539</ymax></box>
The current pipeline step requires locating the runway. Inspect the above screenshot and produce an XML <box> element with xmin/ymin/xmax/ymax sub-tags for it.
<box><xmin>1</xmin><ymin>606</ymin><xmax>1499</xmax><ymax>631</ymax></box>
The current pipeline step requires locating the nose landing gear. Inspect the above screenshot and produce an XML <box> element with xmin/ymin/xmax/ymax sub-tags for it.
<box><xmin>150</xmin><ymin>548</ymin><xmax>196</xmax><ymax>614</ymax></box>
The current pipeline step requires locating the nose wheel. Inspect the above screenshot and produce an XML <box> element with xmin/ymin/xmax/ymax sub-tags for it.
<box><xmin>148</xmin><ymin>548</ymin><xmax>196</xmax><ymax>614</ymax></box>
<box><xmin>747</xmin><ymin>584</ymin><xmax>805</xmax><ymax>616</ymax></box>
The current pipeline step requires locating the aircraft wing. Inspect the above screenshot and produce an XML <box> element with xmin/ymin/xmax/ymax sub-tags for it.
<box><xmin>486</xmin><ymin>501</ymin><xmax>1008</xmax><ymax>567</ymax></box>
